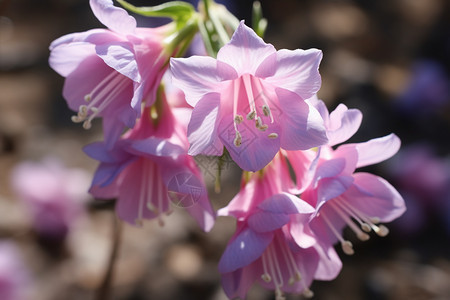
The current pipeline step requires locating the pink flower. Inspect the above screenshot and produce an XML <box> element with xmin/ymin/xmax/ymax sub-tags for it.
<box><xmin>49</xmin><ymin>0</ymin><xmax>171</xmax><ymax>148</ymax></box>
<box><xmin>218</xmin><ymin>156</ymin><xmax>341</xmax><ymax>299</ymax></box>
<box><xmin>170</xmin><ymin>22</ymin><xmax>327</xmax><ymax>171</ymax></box>
<box><xmin>85</xmin><ymin>98</ymin><xmax>215</xmax><ymax>231</ymax></box>
<box><xmin>287</xmin><ymin>102</ymin><xmax>405</xmax><ymax>254</ymax></box>
<box><xmin>11</xmin><ymin>158</ymin><xmax>90</xmax><ymax>239</ymax></box>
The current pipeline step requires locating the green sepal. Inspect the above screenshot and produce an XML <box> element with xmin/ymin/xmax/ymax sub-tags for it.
<box><xmin>252</xmin><ymin>1</ymin><xmax>267</xmax><ymax>38</ymax></box>
<box><xmin>116</xmin><ymin>0</ymin><xmax>195</xmax><ymax>23</ymax></box>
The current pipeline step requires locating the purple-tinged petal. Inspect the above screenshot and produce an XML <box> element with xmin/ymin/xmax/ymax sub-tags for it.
<box><xmin>347</xmin><ymin>172</ymin><xmax>406</xmax><ymax>222</ymax></box>
<box><xmin>290</xmin><ymin>214</ymin><xmax>317</xmax><ymax>248</ymax></box>
<box><xmin>248</xmin><ymin>211</ymin><xmax>290</xmax><ymax>232</ymax></box>
<box><xmin>221</xmin><ymin>261</ymin><xmax>260</xmax><ymax>300</ymax></box>
<box><xmin>89</xmin><ymin>0</ymin><xmax>136</xmax><ymax>35</ymax></box>
<box><xmin>187</xmin><ymin>93</ymin><xmax>224</xmax><ymax>156</ymax></box>
<box><xmin>354</xmin><ymin>134</ymin><xmax>401</xmax><ymax>168</ymax></box>
<box><xmin>313</xmin><ymin>242</ymin><xmax>342</xmax><ymax>280</ymax></box>
<box><xmin>314</xmin><ymin>158</ymin><xmax>346</xmax><ymax>182</ymax></box>
<box><xmin>327</xmin><ymin>104</ymin><xmax>363</xmax><ymax>146</ymax></box>
<box><xmin>83</xmin><ymin>141</ymin><xmax>131</xmax><ymax>163</ymax></box>
<box><xmin>285</xmin><ymin>149</ymin><xmax>319</xmax><ymax>193</ymax></box>
<box><xmin>170</xmin><ymin>56</ymin><xmax>237</xmax><ymax>107</ymax></box>
<box><xmin>102</xmin><ymin>115</ymin><xmax>131</xmax><ymax>150</ymax></box>
<box><xmin>258</xmin><ymin>49</ymin><xmax>323</xmax><ymax>99</ymax></box>
<box><xmin>218</xmin><ymin>227</ymin><xmax>273</xmax><ymax>273</ymax></box>
<box><xmin>333</xmin><ymin>144</ymin><xmax>358</xmax><ymax>175</ymax></box>
<box><xmin>49</xmin><ymin>42</ymin><xmax>95</xmax><ymax>77</ymax></box>
<box><xmin>96</xmin><ymin>42</ymin><xmax>140</xmax><ymax>82</ymax></box>
<box><xmin>317</xmin><ymin>176</ymin><xmax>354</xmax><ymax>206</ymax></box>
<box><xmin>258</xmin><ymin>193</ymin><xmax>315</xmax><ymax>214</ymax></box>
<box><xmin>217</xmin><ymin>21</ymin><xmax>276</xmax><ymax>76</ymax></box>
<box><xmin>277</xmin><ymin>88</ymin><xmax>328</xmax><ymax>150</ymax></box>
<box><xmin>129</xmin><ymin>138</ymin><xmax>185</xmax><ymax>158</ymax></box>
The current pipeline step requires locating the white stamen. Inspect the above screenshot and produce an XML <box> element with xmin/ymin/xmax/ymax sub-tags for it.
<box><xmin>246</xmin><ymin>110</ymin><xmax>256</xmax><ymax>120</ymax></box>
<box><xmin>255</xmin><ymin>116</ymin><xmax>262</xmax><ymax>128</ymax></box>
<box><xmin>341</xmin><ymin>240</ymin><xmax>354</xmax><ymax>255</ymax></box>
<box><xmin>262</xmin><ymin>104</ymin><xmax>271</xmax><ymax>117</ymax></box>
<box><xmin>234</xmin><ymin>114</ymin><xmax>243</xmax><ymax>124</ymax></box>
<box><xmin>321</xmin><ymin>212</ymin><xmax>355</xmax><ymax>255</ymax></box>
<box><xmin>259</xmin><ymin>124</ymin><xmax>268</xmax><ymax>131</ymax></box>
<box><xmin>303</xmin><ymin>288</ymin><xmax>314</xmax><ymax>298</ymax></box>
<box><xmin>268</xmin><ymin>133</ymin><xmax>278</xmax><ymax>139</ymax></box>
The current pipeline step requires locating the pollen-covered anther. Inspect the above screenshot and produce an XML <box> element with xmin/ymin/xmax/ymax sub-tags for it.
<box><xmin>262</xmin><ymin>104</ymin><xmax>271</xmax><ymax>117</ymax></box>
<box><xmin>84</xmin><ymin>94</ymin><xmax>92</xmax><ymax>102</ymax></box>
<box><xmin>146</xmin><ymin>202</ymin><xmax>157</xmax><ymax>213</ymax></box>
<box><xmin>82</xmin><ymin>120</ymin><xmax>92</xmax><ymax>130</ymax></box>
<box><xmin>234</xmin><ymin>131</ymin><xmax>242</xmax><ymax>147</ymax></box>
<box><xmin>234</xmin><ymin>114</ymin><xmax>243</xmax><ymax>124</ymax></box>
<box><xmin>268</xmin><ymin>133</ymin><xmax>278</xmax><ymax>139</ymax></box>
<box><xmin>275</xmin><ymin>289</ymin><xmax>285</xmax><ymax>300</ymax></box>
<box><xmin>259</xmin><ymin>124</ymin><xmax>268</xmax><ymax>131</ymax></box>
<box><xmin>261</xmin><ymin>273</ymin><xmax>271</xmax><ymax>282</ymax></box>
<box><xmin>361</xmin><ymin>223</ymin><xmax>372</xmax><ymax>232</ymax></box>
<box><xmin>374</xmin><ymin>224</ymin><xmax>389</xmax><ymax>237</ymax></box>
<box><xmin>303</xmin><ymin>288</ymin><xmax>314</xmax><ymax>298</ymax></box>
<box><xmin>341</xmin><ymin>240</ymin><xmax>354</xmax><ymax>255</ymax></box>
<box><xmin>134</xmin><ymin>218</ymin><xmax>144</xmax><ymax>227</ymax></box>
<box><xmin>246</xmin><ymin>110</ymin><xmax>256</xmax><ymax>120</ymax></box>
<box><xmin>370</xmin><ymin>217</ymin><xmax>381</xmax><ymax>224</ymax></box>
<box><xmin>255</xmin><ymin>116</ymin><xmax>262</xmax><ymax>128</ymax></box>
<box><xmin>357</xmin><ymin>231</ymin><xmax>370</xmax><ymax>241</ymax></box>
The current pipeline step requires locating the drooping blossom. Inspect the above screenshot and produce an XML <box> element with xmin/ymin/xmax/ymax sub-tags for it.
<box><xmin>171</xmin><ymin>21</ymin><xmax>327</xmax><ymax>171</ymax></box>
<box><xmin>85</xmin><ymin>94</ymin><xmax>215</xmax><ymax>231</ymax></box>
<box><xmin>49</xmin><ymin>0</ymin><xmax>172</xmax><ymax>148</ymax></box>
<box><xmin>0</xmin><ymin>241</ymin><xmax>30</xmax><ymax>300</ymax></box>
<box><xmin>11</xmin><ymin>158</ymin><xmax>90</xmax><ymax>239</ymax></box>
<box><xmin>287</xmin><ymin>100</ymin><xmax>405</xmax><ymax>254</ymax></box>
<box><xmin>218</xmin><ymin>155</ymin><xmax>341</xmax><ymax>299</ymax></box>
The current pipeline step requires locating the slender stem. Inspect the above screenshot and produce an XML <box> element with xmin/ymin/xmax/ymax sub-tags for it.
<box><xmin>96</xmin><ymin>213</ymin><xmax>122</xmax><ymax>300</ymax></box>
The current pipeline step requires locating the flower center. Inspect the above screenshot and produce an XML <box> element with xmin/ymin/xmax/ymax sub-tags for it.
<box><xmin>232</xmin><ymin>74</ymin><xmax>277</xmax><ymax>147</ymax></box>
<box><xmin>260</xmin><ymin>234</ymin><xmax>314</xmax><ymax>299</ymax></box>
<box><xmin>71</xmin><ymin>70</ymin><xmax>130</xmax><ymax>129</ymax></box>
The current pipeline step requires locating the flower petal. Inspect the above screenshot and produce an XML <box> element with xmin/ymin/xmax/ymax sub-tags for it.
<box><xmin>217</xmin><ymin>21</ymin><xmax>276</xmax><ymax>76</ymax></box>
<box><xmin>354</xmin><ymin>134</ymin><xmax>401</xmax><ymax>168</ymax></box>
<box><xmin>277</xmin><ymin>88</ymin><xmax>328</xmax><ymax>150</ymax></box>
<box><xmin>170</xmin><ymin>56</ymin><xmax>237</xmax><ymax>107</ymax></box>
<box><xmin>49</xmin><ymin>42</ymin><xmax>95</xmax><ymax>77</ymax></box>
<box><xmin>258</xmin><ymin>193</ymin><xmax>315</xmax><ymax>214</ymax></box>
<box><xmin>258</xmin><ymin>49</ymin><xmax>323</xmax><ymax>99</ymax></box>
<box><xmin>89</xmin><ymin>0</ymin><xmax>136</xmax><ymax>35</ymax></box>
<box><xmin>129</xmin><ymin>138</ymin><xmax>185</xmax><ymax>158</ymax></box>
<box><xmin>96</xmin><ymin>42</ymin><xmax>140</xmax><ymax>82</ymax></box>
<box><xmin>187</xmin><ymin>93</ymin><xmax>224</xmax><ymax>156</ymax></box>
<box><xmin>347</xmin><ymin>172</ymin><xmax>406</xmax><ymax>222</ymax></box>
<box><xmin>248</xmin><ymin>211</ymin><xmax>290</xmax><ymax>232</ymax></box>
<box><xmin>218</xmin><ymin>227</ymin><xmax>273</xmax><ymax>273</ymax></box>
<box><xmin>317</xmin><ymin>176</ymin><xmax>354</xmax><ymax>207</ymax></box>
<box><xmin>327</xmin><ymin>104</ymin><xmax>362</xmax><ymax>146</ymax></box>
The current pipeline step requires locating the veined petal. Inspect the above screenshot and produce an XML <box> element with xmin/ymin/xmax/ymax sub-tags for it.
<box><xmin>314</xmin><ymin>158</ymin><xmax>346</xmax><ymax>182</ymax></box>
<box><xmin>218</xmin><ymin>227</ymin><xmax>273</xmax><ymax>273</ymax></box>
<box><xmin>354</xmin><ymin>134</ymin><xmax>401</xmax><ymax>168</ymax></box>
<box><xmin>277</xmin><ymin>88</ymin><xmax>328</xmax><ymax>150</ymax></box>
<box><xmin>129</xmin><ymin>138</ymin><xmax>185</xmax><ymax>158</ymax></box>
<box><xmin>348</xmin><ymin>172</ymin><xmax>406</xmax><ymax>222</ymax></box>
<box><xmin>170</xmin><ymin>56</ymin><xmax>237</xmax><ymax>107</ymax></box>
<box><xmin>317</xmin><ymin>176</ymin><xmax>354</xmax><ymax>206</ymax></box>
<box><xmin>89</xmin><ymin>0</ymin><xmax>136</xmax><ymax>35</ymax></box>
<box><xmin>258</xmin><ymin>193</ymin><xmax>315</xmax><ymax>214</ymax></box>
<box><xmin>313</xmin><ymin>242</ymin><xmax>342</xmax><ymax>280</ymax></box>
<box><xmin>217</xmin><ymin>21</ymin><xmax>276</xmax><ymax>76</ymax></box>
<box><xmin>327</xmin><ymin>104</ymin><xmax>363</xmax><ymax>146</ymax></box>
<box><xmin>258</xmin><ymin>49</ymin><xmax>323</xmax><ymax>99</ymax></box>
<box><xmin>49</xmin><ymin>42</ymin><xmax>95</xmax><ymax>77</ymax></box>
<box><xmin>96</xmin><ymin>42</ymin><xmax>140</xmax><ymax>82</ymax></box>
<box><xmin>248</xmin><ymin>211</ymin><xmax>290</xmax><ymax>232</ymax></box>
<box><xmin>187</xmin><ymin>93</ymin><xmax>224</xmax><ymax>156</ymax></box>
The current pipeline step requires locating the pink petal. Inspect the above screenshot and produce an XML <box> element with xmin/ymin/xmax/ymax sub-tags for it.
<box><xmin>187</xmin><ymin>93</ymin><xmax>224</xmax><ymax>156</ymax></box>
<box><xmin>327</xmin><ymin>104</ymin><xmax>363</xmax><ymax>146</ymax></box>
<box><xmin>317</xmin><ymin>176</ymin><xmax>354</xmax><ymax>205</ymax></box>
<box><xmin>290</xmin><ymin>214</ymin><xmax>317</xmax><ymax>248</ymax></box>
<box><xmin>96</xmin><ymin>42</ymin><xmax>140</xmax><ymax>82</ymax></box>
<box><xmin>129</xmin><ymin>138</ymin><xmax>185</xmax><ymax>158</ymax></box>
<box><xmin>277</xmin><ymin>88</ymin><xmax>328</xmax><ymax>150</ymax></box>
<box><xmin>49</xmin><ymin>42</ymin><xmax>95</xmax><ymax>77</ymax></box>
<box><xmin>258</xmin><ymin>48</ymin><xmax>323</xmax><ymax>99</ymax></box>
<box><xmin>221</xmin><ymin>261</ymin><xmax>260</xmax><ymax>299</ymax></box>
<box><xmin>170</xmin><ymin>56</ymin><xmax>237</xmax><ymax>107</ymax></box>
<box><xmin>248</xmin><ymin>211</ymin><xmax>290</xmax><ymax>232</ymax></box>
<box><xmin>313</xmin><ymin>242</ymin><xmax>342</xmax><ymax>280</ymax></box>
<box><xmin>217</xmin><ymin>21</ymin><xmax>276</xmax><ymax>76</ymax></box>
<box><xmin>258</xmin><ymin>193</ymin><xmax>315</xmax><ymax>214</ymax></box>
<box><xmin>347</xmin><ymin>172</ymin><xmax>406</xmax><ymax>222</ymax></box>
<box><xmin>89</xmin><ymin>0</ymin><xmax>136</xmax><ymax>35</ymax></box>
<box><xmin>314</xmin><ymin>158</ymin><xmax>346</xmax><ymax>182</ymax></box>
<box><xmin>355</xmin><ymin>134</ymin><xmax>401</xmax><ymax>168</ymax></box>
<box><xmin>218</xmin><ymin>227</ymin><xmax>273</xmax><ymax>273</ymax></box>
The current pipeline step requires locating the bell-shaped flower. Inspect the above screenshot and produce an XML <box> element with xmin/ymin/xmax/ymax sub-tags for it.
<box><xmin>288</xmin><ymin>102</ymin><xmax>405</xmax><ymax>255</ymax></box>
<box><xmin>11</xmin><ymin>158</ymin><xmax>90</xmax><ymax>239</ymax></box>
<box><xmin>171</xmin><ymin>21</ymin><xmax>327</xmax><ymax>171</ymax></box>
<box><xmin>49</xmin><ymin>0</ymin><xmax>171</xmax><ymax>148</ymax></box>
<box><xmin>0</xmin><ymin>241</ymin><xmax>31</xmax><ymax>300</ymax></box>
<box><xmin>218</xmin><ymin>156</ymin><xmax>341</xmax><ymax>299</ymax></box>
<box><xmin>85</xmin><ymin>97</ymin><xmax>215</xmax><ymax>231</ymax></box>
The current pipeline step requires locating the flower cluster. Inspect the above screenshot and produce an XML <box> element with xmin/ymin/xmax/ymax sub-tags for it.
<box><xmin>49</xmin><ymin>0</ymin><xmax>405</xmax><ymax>299</ymax></box>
